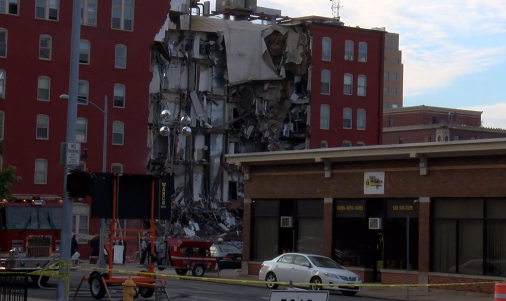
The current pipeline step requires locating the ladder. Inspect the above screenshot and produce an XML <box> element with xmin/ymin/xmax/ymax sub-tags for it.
<box><xmin>155</xmin><ymin>279</ymin><xmax>171</xmax><ymax>301</ymax></box>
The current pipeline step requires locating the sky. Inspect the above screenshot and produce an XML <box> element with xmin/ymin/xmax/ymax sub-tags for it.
<box><xmin>209</xmin><ymin>0</ymin><xmax>506</xmax><ymax>128</ymax></box>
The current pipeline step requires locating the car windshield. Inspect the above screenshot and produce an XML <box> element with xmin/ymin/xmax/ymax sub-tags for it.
<box><xmin>308</xmin><ymin>256</ymin><xmax>344</xmax><ymax>269</ymax></box>
<box><xmin>5</xmin><ymin>207</ymin><xmax>38</xmax><ymax>229</ymax></box>
<box><xmin>39</xmin><ymin>207</ymin><xmax>62</xmax><ymax>229</ymax></box>
<box><xmin>218</xmin><ymin>245</ymin><xmax>241</xmax><ymax>253</ymax></box>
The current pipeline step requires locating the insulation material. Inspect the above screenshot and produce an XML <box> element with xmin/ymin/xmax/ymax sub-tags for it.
<box><xmin>149</xmin><ymin>64</ymin><xmax>161</xmax><ymax>93</ymax></box>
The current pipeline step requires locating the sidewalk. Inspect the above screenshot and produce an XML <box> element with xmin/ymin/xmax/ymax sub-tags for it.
<box><xmin>29</xmin><ymin>262</ymin><xmax>494</xmax><ymax>301</ymax></box>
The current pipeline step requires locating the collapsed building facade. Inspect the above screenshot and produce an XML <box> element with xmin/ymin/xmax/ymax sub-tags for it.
<box><xmin>146</xmin><ymin>4</ymin><xmax>386</xmax><ymax>240</ymax></box>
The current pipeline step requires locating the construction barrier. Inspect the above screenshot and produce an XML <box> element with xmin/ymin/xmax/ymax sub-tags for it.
<box><xmin>495</xmin><ymin>281</ymin><xmax>506</xmax><ymax>301</ymax></box>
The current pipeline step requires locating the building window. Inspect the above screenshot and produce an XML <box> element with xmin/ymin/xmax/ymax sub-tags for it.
<box><xmin>454</xmin><ymin>135</ymin><xmax>460</xmax><ymax>141</ymax></box>
<box><xmin>384</xmin><ymin>87</ymin><xmax>389</xmax><ymax>94</ymax></box>
<box><xmin>1</xmin><ymin>0</ymin><xmax>19</xmax><ymax>15</ymax></box>
<box><xmin>35</xmin><ymin>0</ymin><xmax>59</xmax><ymax>21</ymax></box>
<box><xmin>471</xmin><ymin>137</ymin><xmax>476</xmax><ymax>140</ymax></box>
<box><xmin>320</xmin><ymin>140</ymin><xmax>328</xmax><ymax>148</ymax></box>
<box><xmin>0</xmin><ymin>110</ymin><xmax>4</xmax><ymax>140</ymax></box>
<box><xmin>251</xmin><ymin>201</ymin><xmax>279</xmax><ymax>261</ymax></box>
<box><xmin>36</xmin><ymin>114</ymin><xmax>49</xmax><ymax>140</ymax></box>
<box><xmin>34</xmin><ymin>158</ymin><xmax>48</xmax><ymax>184</ymax></box>
<box><xmin>39</xmin><ymin>35</ymin><xmax>52</xmax><ymax>60</ymax></box>
<box><xmin>389</xmin><ymin>117</ymin><xmax>394</xmax><ymax>126</ymax></box>
<box><xmin>0</xmin><ymin>28</ymin><xmax>6</xmax><ymax>57</ymax></box>
<box><xmin>384</xmin><ymin>72</ymin><xmax>389</xmax><ymax>80</ymax></box>
<box><xmin>79</xmin><ymin>40</ymin><xmax>90</xmax><ymax>64</ymax></box>
<box><xmin>112</xmin><ymin>121</ymin><xmax>124</xmax><ymax>145</ymax></box>
<box><xmin>431</xmin><ymin>198</ymin><xmax>506</xmax><ymax>277</ymax></box>
<box><xmin>37</xmin><ymin>76</ymin><xmax>51</xmax><ymax>101</ymax></box>
<box><xmin>394</xmin><ymin>58</ymin><xmax>400</xmax><ymax>64</ymax></box>
<box><xmin>357</xmin><ymin>109</ymin><xmax>366</xmax><ymax>130</ymax></box>
<box><xmin>0</xmin><ymin>69</ymin><xmax>5</xmax><ymax>99</ymax></box>
<box><xmin>342</xmin><ymin>140</ymin><xmax>351</xmax><ymax>147</ymax></box>
<box><xmin>72</xmin><ymin>203</ymin><xmax>89</xmax><ymax>243</ymax></box>
<box><xmin>115</xmin><ymin>44</ymin><xmax>127</xmax><ymax>68</ymax></box>
<box><xmin>320</xmin><ymin>104</ymin><xmax>329</xmax><ymax>130</ymax></box>
<box><xmin>344</xmin><ymin>40</ymin><xmax>353</xmax><ymax>60</ymax></box>
<box><xmin>111</xmin><ymin>0</ymin><xmax>134</xmax><ymax>31</ymax></box>
<box><xmin>384</xmin><ymin>102</ymin><xmax>389</xmax><ymax>109</ymax></box>
<box><xmin>111</xmin><ymin>163</ymin><xmax>123</xmax><ymax>173</ymax></box>
<box><xmin>357</xmin><ymin>75</ymin><xmax>366</xmax><ymax>96</ymax></box>
<box><xmin>320</xmin><ymin>69</ymin><xmax>330</xmax><ymax>95</ymax></box>
<box><xmin>356</xmin><ymin>141</ymin><xmax>365</xmax><ymax>146</ymax></box>
<box><xmin>81</xmin><ymin>0</ymin><xmax>97</xmax><ymax>26</ymax></box>
<box><xmin>113</xmin><ymin>84</ymin><xmax>125</xmax><ymax>107</ymax></box>
<box><xmin>398</xmin><ymin>136</ymin><xmax>403</xmax><ymax>144</ymax></box>
<box><xmin>322</xmin><ymin>37</ymin><xmax>331</xmax><ymax>61</ymax></box>
<box><xmin>343</xmin><ymin>73</ymin><xmax>352</xmax><ymax>95</ymax></box>
<box><xmin>392</xmin><ymin>88</ymin><xmax>397</xmax><ymax>95</ymax></box>
<box><xmin>358</xmin><ymin>42</ymin><xmax>367</xmax><ymax>62</ymax></box>
<box><xmin>78</xmin><ymin>80</ymin><xmax>89</xmax><ymax>104</ymax></box>
<box><xmin>343</xmin><ymin>107</ymin><xmax>352</xmax><ymax>129</ymax></box>
<box><xmin>392</xmin><ymin>72</ymin><xmax>397</xmax><ymax>80</ymax></box>
<box><xmin>76</xmin><ymin>118</ymin><xmax>87</xmax><ymax>142</ymax></box>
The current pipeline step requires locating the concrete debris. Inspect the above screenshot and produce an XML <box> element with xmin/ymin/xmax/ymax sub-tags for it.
<box><xmin>147</xmin><ymin>15</ymin><xmax>311</xmax><ymax>240</ymax></box>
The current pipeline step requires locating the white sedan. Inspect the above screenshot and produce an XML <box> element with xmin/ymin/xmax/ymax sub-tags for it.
<box><xmin>258</xmin><ymin>253</ymin><xmax>361</xmax><ymax>296</ymax></box>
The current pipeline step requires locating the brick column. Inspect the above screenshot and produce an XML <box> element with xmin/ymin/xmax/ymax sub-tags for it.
<box><xmin>323</xmin><ymin>198</ymin><xmax>333</xmax><ymax>258</ymax></box>
<box><xmin>418</xmin><ymin>197</ymin><xmax>430</xmax><ymax>288</ymax></box>
<box><xmin>242</xmin><ymin>198</ymin><xmax>252</xmax><ymax>274</ymax></box>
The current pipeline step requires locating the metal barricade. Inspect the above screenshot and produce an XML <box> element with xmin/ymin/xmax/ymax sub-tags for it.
<box><xmin>0</xmin><ymin>272</ymin><xmax>28</xmax><ymax>301</ymax></box>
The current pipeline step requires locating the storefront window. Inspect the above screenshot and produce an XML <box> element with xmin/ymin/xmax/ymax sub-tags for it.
<box><xmin>296</xmin><ymin>200</ymin><xmax>324</xmax><ymax>255</ymax></box>
<box><xmin>334</xmin><ymin>219</ymin><xmax>366</xmax><ymax>267</ymax></box>
<box><xmin>383</xmin><ymin>218</ymin><xmax>418</xmax><ymax>270</ymax></box>
<box><xmin>251</xmin><ymin>200</ymin><xmax>279</xmax><ymax>261</ymax></box>
<box><xmin>431</xmin><ymin>198</ymin><xmax>506</xmax><ymax>276</ymax></box>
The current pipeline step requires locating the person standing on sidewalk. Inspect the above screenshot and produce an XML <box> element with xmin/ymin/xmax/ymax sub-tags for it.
<box><xmin>139</xmin><ymin>235</ymin><xmax>149</xmax><ymax>266</ymax></box>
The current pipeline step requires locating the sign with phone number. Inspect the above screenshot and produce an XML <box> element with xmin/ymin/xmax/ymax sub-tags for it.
<box><xmin>335</xmin><ymin>200</ymin><xmax>366</xmax><ymax>218</ymax></box>
<box><xmin>387</xmin><ymin>200</ymin><xmax>419</xmax><ymax>218</ymax></box>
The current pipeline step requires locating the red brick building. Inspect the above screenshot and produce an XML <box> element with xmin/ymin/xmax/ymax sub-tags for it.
<box><xmin>0</xmin><ymin>0</ymin><xmax>169</xmax><ymax>258</ymax></box>
<box><xmin>226</xmin><ymin>138</ymin><xmax>506</xmax><ymax>293</ymax></box>
<box><xmin>306</xmin><ymin>18</ymin><xmax>385</xmax><ymax>148</ymax></box>
<box><xmin>383</xmin><ymin>105</ymin><xmax>506</xmax><ymax>144</ymax></box>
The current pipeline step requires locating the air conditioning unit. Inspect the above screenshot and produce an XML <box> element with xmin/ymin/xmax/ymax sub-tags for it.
<box><xmin>345</xmin><ymin>55</ymin><xmax>353</xmax><ymax>61</ymax></box>
<box><xmin>280</xmin><ymin>216</ymin><xmax>293</xmax><ymax>228</ymax></box>
<box><xmin>216</xmin><ymin>0</ymin><xmax>257</xmax><ymax>12</ymax></box>
<box><xmin>369</xmin><ymin>218</ymin><xmax>382</xmax><ymax>230</ymax></box>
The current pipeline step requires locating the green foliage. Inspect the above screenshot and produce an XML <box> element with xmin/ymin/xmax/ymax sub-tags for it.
<box><xmin>0</xmin><ymin>141</ymin><xmax>21</xmax><ymax>198</ymax></box>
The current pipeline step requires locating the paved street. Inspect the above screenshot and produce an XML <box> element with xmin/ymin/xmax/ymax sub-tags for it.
<box><xmin>27</xmin><ymin>269</ymin><xmax>390</xmax><ymax>301</ymax></box>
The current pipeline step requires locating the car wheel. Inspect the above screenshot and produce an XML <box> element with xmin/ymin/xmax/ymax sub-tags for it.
<box><xmin>265</xmin><ymin>272</ymin><xmax>279</xmax><ymax>289</ymax></box>
<box><xmin>175</xmin><ymin>268</ymin><xmax>188</xmax><ymax>275</ymax></box>
<box><xmin>89</xmin><ymin>273</ymin><xmax>106</xmax><ymax>299</ymax></box>
<box><xmin>342</xmin><ymin>291</ymin><xmax>357</xmax><ymax>296</ymax></box>
<box><xmin>309</xmin><ymin>276</ymin><xmax>322</xmax><ymax>290</ymax></box>
<box><xmin>192</xmin><ymin>264</ymin><xmax>205</xmax><ymax>277</ymax></box>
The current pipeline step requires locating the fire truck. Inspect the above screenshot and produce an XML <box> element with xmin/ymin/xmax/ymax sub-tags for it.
<box><xmin>0</xmin><ymin>195</ymin><xmax>64</xmax><ymax>285</ymax></box>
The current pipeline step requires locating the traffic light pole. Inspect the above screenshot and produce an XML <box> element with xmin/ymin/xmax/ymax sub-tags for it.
<box><xmin>99</xmin><ymin>96</ymin><xmax>108</xmax><ymax>269</ymax></box>
<box><xmin>58</xmin><ymin>1</ymin><xmax>81</xmax><ymax>300</ymax></box>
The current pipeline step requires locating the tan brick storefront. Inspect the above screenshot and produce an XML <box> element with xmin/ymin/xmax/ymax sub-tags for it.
<box><xmin>227</xmin><ymin>139</ymin><xmax>506</xmax><ymax>293</ymax></box>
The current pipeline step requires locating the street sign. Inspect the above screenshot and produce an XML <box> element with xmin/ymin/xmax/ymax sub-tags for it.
<box><xmin>269</xmin><ymin>290</ymin><xmax>329</xmax><ymax>301</ymax></box>
<box><xmin>66</xmin><ymin>142</ymin><xmax>81</xmax><ymax>166</ymax></box>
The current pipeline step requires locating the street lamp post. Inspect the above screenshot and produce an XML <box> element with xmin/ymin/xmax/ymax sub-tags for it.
<box><xmin>58</xmin><ymin>1</ymin><xmax>81</xmax><ymax>300</ymax></box>
<box><xmin>60</xmin><ymin>94</ymin><xmax>108</xmax><ymax>268</ymax></box>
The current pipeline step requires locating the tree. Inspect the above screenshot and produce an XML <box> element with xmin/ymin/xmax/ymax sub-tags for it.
<box><xmin>0</xmin><ymin>141</ymin><xmax>21</xmax><ymax>198</ymax></box>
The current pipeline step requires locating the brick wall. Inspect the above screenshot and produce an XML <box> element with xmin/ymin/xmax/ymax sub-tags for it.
<box><xmin>381</xmin><ymin>270</ymin><xmax>419</xmax><ymax>284</ymax></box>
<box><xmin>428</xmin><ymin>275</ymin><xmax>497</xmax><ymax>293</ymax></box>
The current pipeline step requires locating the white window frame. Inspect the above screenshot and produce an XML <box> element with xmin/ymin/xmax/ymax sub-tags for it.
<box><xmin>356</xmin><ymin>141</ymin><xmax>365</xmax><ymax>146</ymax></box>
<box><xmin>320</xmin><ymin>69</ymin><xmax>330</xmax><ymax>95</ymax></box>
<box><xmin>72</xmin><ymin>203</ymin><xmax>90</xmax><ymax>244</ymax></box>
<box><xmin>111</xmin><ymin>163</ymin><xmax>123</xmax><ymax>173</ymax></box>
<box><xmin>357</xmin><ymin>75</ymin><xmax>366</xmax><ymax>96</ymax></box>
<box><xmin>0</xmin><ymin>69</ymin><xmax>5</xmax><ymax>99</ymax></box>
<box><xmin>34</xmin><ymin>158</ymin><xmax>48</xmax><ymax>184</ymax></box>
<box><xmin>344</xmin><ymin>40</ymin><xmax>354</xmax><ymax>60</ymax></box>
<box><xmin>343</xmin><ymin>107</ymin><xmax>352</xmax><ymax>129</ymax></box>
<box><xmin>111</xmin><ymin>0</ymin><xmax>134</xmax><ymax>31</ymax></box>
<box><xmin>343</xmin><ymin>73</ymin><xmax>352</xmax><ymax>95</ymax></box>
<box><xmin>1</xmin><ymin>0</ymin><xmax>19</xmax><ymax>15</ymax></box>
<box><xmin>0</xmin><ymin>110</ymin><xmax>4</xmax><ymax>140</ymax></box>
<box><xmin>320</xmin><ymin>140</ymin><xmax>328</xmax><ymax>148</ymax></box>
<box><xmin>35</xmin><ymin>0</ymin><xmax>59</xmax><ymax>21</ymax></box>
<box><xmin>79</xmin><ymin>40</ymin><xmax>90</xmax><ymax>64</ymax></box>
<box><xmin>36</xmin><ymin>114</ymin><xmax>49</xmax><ymax>140</ymax></box>
<box><xmin>357</xmin><ymin>109</ymin><xmax>366</xmax><ymax>130</ymax></box>
<box><xmin>113</xmin><ymin>84</ymin><xmax>125</xmax><ymax>108</ymax></box>
<box><xmin>320</xmin><ymin>104</ymin><xmax>330</xmax><ymax>130</ymax></box>
<box><xmin>112</xmin><ymin>121</ymin><xmax>124</xmax><ymax>145</ymax></box>
<box><xmin>76</xmin><ymin>118</ymin><xmax>87</xmax><ymax>142</ymax></box>
<box><xmin>0</xmin><ymin>28</ymin><xmax>7</xmax><ymax>58</ymax></box>
<box><xmin>321</xmin><ymin>37</ymin><xmax>331</xmax><ymax>61</ymax></box>
<box><xmin>114</xmin><ymin>44</ymin><xmax>127</xmax><ymax>69</ymax></box>
<box><xmin>37</xmin><ymin>76</ymin><xmax>51</xmax><ymax>101</ymax></box>
<box><xmin>81</xmin><ymin>0</ymin><xmax>97</xmax><ymax>26</ymax></box>
<box><xmin>39</xmin><ymin>35</ymin><xmax>52</xmax><ymax>60</ymax></box>
<box><xmin>78</xmin><ymin>80</ymin><xmax>89</xmax><ymax>104</ymax></box>
<box><xmin>342</xmin><ymin>140</ymin><xmax>351</xmax><ymax>147</ymax></box>
<box><xmin>358</xmin><ymin>42</ymin><xmax>367</xmax><ymax>62</ymax></box>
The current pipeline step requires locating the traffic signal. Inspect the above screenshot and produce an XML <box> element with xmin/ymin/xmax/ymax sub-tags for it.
<box><xmin>66</xmin><ymin>170</ymin><xmax>94</xmax><ymax>198</ymax></box>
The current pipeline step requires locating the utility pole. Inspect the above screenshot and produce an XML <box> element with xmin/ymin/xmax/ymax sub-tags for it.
<box><xmin>58</xmin><ymin>1</ymin><xmax>81</xmax><ymax>300</ymax></box>
<box><xmin>99</xmin><ymin>96</ymin><xmax>108</xmax><ymax>268</ymax></box>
